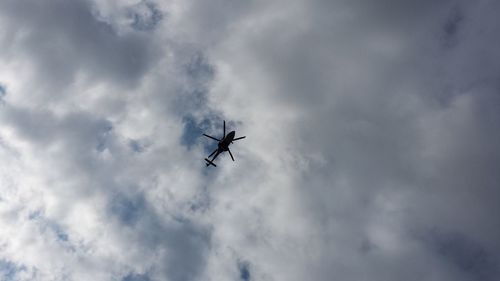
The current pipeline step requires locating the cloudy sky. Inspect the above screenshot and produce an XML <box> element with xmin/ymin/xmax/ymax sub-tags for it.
<box><xmin>1</xmin><ymin>0</ymin><xmax>500</xmax><ymax>280</ymax></box>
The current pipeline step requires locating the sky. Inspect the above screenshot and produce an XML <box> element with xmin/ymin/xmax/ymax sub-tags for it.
<box><xmin>0</xmin><ymin>0</ymin><xmax>500</xmax><ymax>280</ymax></box>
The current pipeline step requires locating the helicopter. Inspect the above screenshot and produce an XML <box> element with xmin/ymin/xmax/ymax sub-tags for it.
<box><xmin>203</xmin><ymin>120</ymin><xmax>246</xmax><ymax>167</ymax></box>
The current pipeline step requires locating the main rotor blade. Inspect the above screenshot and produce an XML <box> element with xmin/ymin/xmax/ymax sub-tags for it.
<box><xmin>228</xmin><ymin>148</ymin><xmax>235</xmax><ymax>161</ymax></box>
<box><xmin>203</xmin><ymin>134</ymin><xmax>220</xmax><ymax>142</ymax></box>
<box><xmin>208</xmin><ymin>148</ymin><xmax>218</xmax><ymax>158</ymax></box>
<box><xmin>233</xmin><ymin>136</ymin><xmax>246</xmax><ymax>141</ymax></box>
<box><xmin>223</xmin><ymin>120</ymin><xmax>226</xmax><ymax>138</ymax></box>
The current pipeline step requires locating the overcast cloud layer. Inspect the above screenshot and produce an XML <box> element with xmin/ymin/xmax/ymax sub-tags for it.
<box><xmin>1</xmin><ymin>0</ymin><xmax>500</xmax><ymax>280</ymax></box>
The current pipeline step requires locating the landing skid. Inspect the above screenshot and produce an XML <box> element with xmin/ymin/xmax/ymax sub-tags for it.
<box><xmin>205</xmin><ymin>158</ymin><xmax>217</xmax><ymax>167</ymax></box>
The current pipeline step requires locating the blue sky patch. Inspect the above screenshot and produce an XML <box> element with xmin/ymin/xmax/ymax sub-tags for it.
<box><xmin>129</xmin><ymin>139</ymin><xmax>144</xmax><ymax>152</ymax></box>
<box><xmin>181</xmin><ymin>115</ymin><xmax>230</xmax><ymax>154</ymax></box>
<box><xmin>0</xmin><ymin>260</ymin><xmax>25</xmax><ymax>281</ymax></box>
<box><xmin>238</xmin><ymin>261</ymin><xmax>251</xmax><ymax>281</ymax></box>
<box><xmin>0</xmin><ymin>84</ymin><xmax>5</xmax><ymax>98</ymax></box>
<box><xmin>123</xmin><ymin>273</ymin><xmax>151</xmax><ymax>281</ymax></box>
<box><xmin>181</xmin><ymin>116</ymin><xmax>206</xmax><ymax>149</ymax></box>
<box><xmin>128</xmin><ymin>138</ymin><xmax>150</xmax><ymax>153</ymax></box>
<box><xmin>95</xmin><ymin>122</ymin><xmax>113</xmax><ymax>152</ymax></box>
<box><xmin>110</xmin><ymin>192</ymin><xmax>145</xmax><ymax>226</ymax></box>
<box><xmin>27</xmin><ymin>211</ymin><xmax>70</xmax><ymax>243</ymax></box>
<box><xmin>186</xmin><ymin>53</ymin><xmax>215</xmax><ymax>85</ymax></box>
<box><xmin>50</xmin><ymin>225</ymin><xmax>69</xmax><ymax>242</ymax></box>
<box><xmin>129</xmin><ymin>2</ymin><xmax>163</xmax><ymax>31</ymax></box>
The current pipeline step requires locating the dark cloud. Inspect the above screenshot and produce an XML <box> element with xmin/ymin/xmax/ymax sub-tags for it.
<box><xmin>442</xmin><ymin>6</ymin><xmax>464</xmax><ymax>48</ymax></box>
<box><xmin>417</xmin><ymin>229</ymin><xmax>499</xmax><ymax>281</ymax></box>
<box><xmin>0</xmin><ymin>0</ymin><xmax>160</xmax><ymax>96</ymax></box>
<box><xmin>205</xmin><ymin>1</ymin><xmax>500</xmax><ymax>280</ymax></box>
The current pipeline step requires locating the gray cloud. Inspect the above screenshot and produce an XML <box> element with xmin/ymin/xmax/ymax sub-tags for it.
<box><xmin>1</xmin><ymin>0</ymin><xmax>500</xmax><ymax>281</ymax></box>
<box><xmin>0</xmin><ymin>0</ymin><xmax>160</xmax><ymax>103</ymax></box>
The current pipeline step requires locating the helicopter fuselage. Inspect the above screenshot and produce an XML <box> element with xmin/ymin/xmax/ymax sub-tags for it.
<box><xmin>218</xmin><ymin>131</ymin><xmax>235</xmax><ymax>152</ymax></box>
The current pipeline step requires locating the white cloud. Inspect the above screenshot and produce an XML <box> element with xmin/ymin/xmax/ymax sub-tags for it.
<box><xmin>1</xmin><ymin>0</ymin><xmax>500</xmax><ymax>280</ymax></box>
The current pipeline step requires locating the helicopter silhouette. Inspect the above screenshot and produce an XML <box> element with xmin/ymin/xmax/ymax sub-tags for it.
<box><xmin>203</xmin><ymin>120</ymin><xmax>246</xmax><ymax>167</ymax></box>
